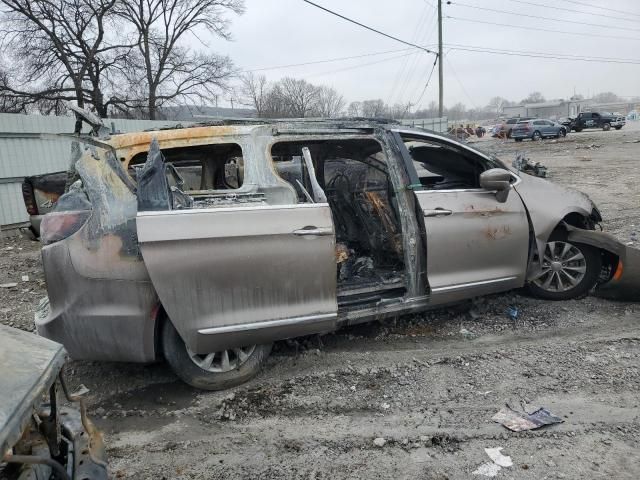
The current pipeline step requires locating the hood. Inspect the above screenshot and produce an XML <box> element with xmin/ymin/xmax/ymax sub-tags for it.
<box><xmin>513</xmin><ymin>172</ymin><xmax>595</xmax><ymax>250</ymax></box>
<box><xmin>0</xmin><ymin>325</ymin><xmax>66</xmax><ymax>454</ymax></box>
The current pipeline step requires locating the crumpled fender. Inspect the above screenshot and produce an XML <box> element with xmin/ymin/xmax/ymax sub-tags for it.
<box><xmin>565</xmin><ymin>225</ymin><xmax>640</xmax><ymax>301</ymax></box>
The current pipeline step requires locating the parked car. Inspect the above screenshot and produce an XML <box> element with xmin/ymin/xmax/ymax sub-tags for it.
<box><xmin>492</xmin><ymin>117</ymin><xmax>534</xmax><ymax>138</ymax></box>
<box><xmin>34</xmin><ymin>116</ymin><xmax>634</xmax><ymax>390</ymax></box>
<box><xmin>0</xmin><ymin>325</ymin><xmax>107</xmax><ymax>479</ymax></box>
<box><xmin>511</xmin><ymin>119</ymin><xmax>567</xmax><ymax>142</ymax></box>
<box><xmin>21</xmin><ymin>172</ymin><xmax>67</xmax><ymax>237</ymax></box>
<box><xmin>571</xmin><ymin>111</ymin><xmax>625</xmax><ymax>132</ymax></box>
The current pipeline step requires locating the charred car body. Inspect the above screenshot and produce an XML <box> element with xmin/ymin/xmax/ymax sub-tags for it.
<box><xmin>0</xmin><ymin>325</ymin><xmax>107</xmax><ymax>480</ymax></box>
<box><xmin>35</xmin><ymin>118</ymin><xmax>635</xmax><ymax>390</ymax></box>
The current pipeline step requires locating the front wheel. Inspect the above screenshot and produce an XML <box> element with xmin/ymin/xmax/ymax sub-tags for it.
<box><xmin>603</xmin><ymin>122</ymin><xmax>611</xmax><ymax>131</ymax></box>
<box><xmin>527</xmin><ymin>233</ymin><xmax>602</xmax><ymax>300</ymax></box>
<box><xmin>162</xmin><ymin>319</ymin><xmax>272</xmax><ymax>390</ymax></box>
<box><xmin>614</xmin><ymin>126</ymin><xmax>622</xmax><ymax>130</ymax></box>
<box><xmin>532</xmin><ymin>130</ymin><xmax>541</xmax><ymax>141</ymax></box>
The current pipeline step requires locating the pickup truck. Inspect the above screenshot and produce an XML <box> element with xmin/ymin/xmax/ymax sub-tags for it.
<box><xmin>569</xmin><ymin>112</ymin><xmax>625</xmax><ymax>132</ymax></box>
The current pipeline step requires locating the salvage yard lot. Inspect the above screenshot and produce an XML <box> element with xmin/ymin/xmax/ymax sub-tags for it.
<box><xmin>1</xmin><ymin>124</ymin><xmax>639</xmax><ymax>479</ymax></box>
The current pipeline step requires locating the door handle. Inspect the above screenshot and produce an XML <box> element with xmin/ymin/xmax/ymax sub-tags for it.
<box><xmin>423</xmin><ymin>208</ymin><xmax>453</xmax><ymax>217</ymax></box>
<box><xmin>293</xmin><ymin>227</ymin><xmax>333</xmax><ymax>236</ymax></box>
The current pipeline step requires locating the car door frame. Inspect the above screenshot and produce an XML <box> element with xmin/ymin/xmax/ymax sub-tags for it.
<box><xmin>136</xmin><ymin>133</ymin><xmax>339</xmax><ymax>354</ymax></box>
<box><xmin>387</xmin><ymin>129</ymin><xmax>531</xmax><ymax>304</ymax></box>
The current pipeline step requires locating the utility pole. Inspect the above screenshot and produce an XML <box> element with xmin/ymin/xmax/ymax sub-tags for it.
<box><xmin>437</xmin><ymin>0</ymin><xmax>443</xmax><ymax>118</ymax></box>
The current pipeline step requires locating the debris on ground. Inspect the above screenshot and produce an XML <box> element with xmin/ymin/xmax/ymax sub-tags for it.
<box><xmin>512</xmin><ymin>153</ymin><xmax>547</xmax><ymax>177</ymax></box>
<box><xmin>373</xmin><ymin>437</ymin><xmax>386</xmax><ymax>448</ymax></box>
<box><xmin>0</xmin><ymin>282</ymin><xmax>18</xmax><ymax>288</ymax></box>
<box><xmin>492</xmin><ymin>405</ymin><xmax>563</xmax><ymax>432</ymax></box>
<box><xmin>459</xmin><ymin>327</ymin><xmax>475</xmax><ymax>338</ymax></box>
<box><xmin>575</xmin><ymin>143</ymin><xmax>602</xmax><ymax>150</ymax></box>
<box><xmin>506</xmin><ymin>306</ymin><xmax>519</xmax><ymax>320</ymax></box>
<box><xmin>473</xmin><ymin>447</ymin><xmax>513</xmax><ymax>477</ymax></box>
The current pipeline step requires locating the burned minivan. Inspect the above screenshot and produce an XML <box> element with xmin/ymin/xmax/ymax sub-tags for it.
<box><xmin>35</xmin><ymin>118</ymin><xmax>634</xmax><ymax>390</ymax></box>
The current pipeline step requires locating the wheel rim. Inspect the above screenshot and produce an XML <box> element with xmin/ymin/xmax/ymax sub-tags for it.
<box><xmin>533</xmin><ymin>132</ymin><xmax>541</xmax><ymax>140</ymax></box>
<box><xmin>532</xmin><ymin>241</ymin><xmax>587</xmax><ymax>292</ymax></box>
<box><xmin>186</xmin><ymin>345</ymin><xmax>256</xmax><ymax>373</ymax></box>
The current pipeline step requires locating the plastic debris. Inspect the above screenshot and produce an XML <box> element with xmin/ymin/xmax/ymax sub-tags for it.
<box><xmin>21</xmin><ymin>275</ymin><xmax>29</xmax><ymax>282</ymax></box>
<box><xmin>485</xmin><ymin>447</ymin><xmax>513</xmax><ymax>467</ymax></box>
<box><xmin>492</xmin><ymin>405</ymin><xmax>563</xmax><ymax>432</ymax></box>
<box><xmin>373</xmin><ymin>437</ymin><xmax>386</xmax><ymax>447</ymax></box>
<box><xmin>474</xmin><ymin>447</ymin><xmax>513</xmax><ymax>476</ymax></box>
<box><xmin>460</xmin><ymin>327</ymin><xmax>475</xmax><ymax>338</ymax></box>
<box><xmin>0</xmin><ymin>283</ymin><xmax>18</xmax><ymax>288</ymax></box>
<box><xmin>473</xmin><ymin>462</ymin><xmax>501</xmax><ymax>477</ymax></box>
<box><xmin>506</xmin><ymin>306</ymin><xmax>519</xmax><ymax>320</ymax></box>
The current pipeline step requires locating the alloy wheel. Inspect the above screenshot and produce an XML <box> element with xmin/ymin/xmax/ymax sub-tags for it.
<box><xmin>532</xmin><ymin>241</ymin><xmax>587</xmax><ymax>292</ymax></box>
<box><xmin>186</xmin><ymin>345</ymin><xmax>257</xmax><ymax>373</ymax></box>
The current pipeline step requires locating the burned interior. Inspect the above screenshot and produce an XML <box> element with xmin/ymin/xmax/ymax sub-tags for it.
<box><xmin>271</xmin><ymin>138</ymin><xmax>406</xmax><ymax>302</ymax></box>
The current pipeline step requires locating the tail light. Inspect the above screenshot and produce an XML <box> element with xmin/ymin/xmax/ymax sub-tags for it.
<box><xmin>40</xmin><ymin>210</ymin><xmax>91</xmax><ymax>245</ymax></box>
<box><xmin>22</xmin><ymin>181</ymin><xmax>37</xmax><ymax>216</ymax></box>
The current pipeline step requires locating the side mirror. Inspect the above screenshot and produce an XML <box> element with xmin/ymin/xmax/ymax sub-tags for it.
<box><xmin>480</xmin><ymin>168</ymin><xmax>512</xmax><ymax>203</ymax></box>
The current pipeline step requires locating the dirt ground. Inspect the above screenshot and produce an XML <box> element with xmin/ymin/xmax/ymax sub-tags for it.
<box><xmin>1</xmin><ymin>123</ymin><xmax>640</xmax><ymax>479</ymax></box>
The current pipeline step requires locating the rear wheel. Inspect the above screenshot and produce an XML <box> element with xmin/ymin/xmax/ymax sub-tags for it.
<box><xmin>162</xmin><ymin>319</ymin><xmax>272</xmax><ymax>390</ymax></box>
<box><xmin>532</xmin><ymin>130</ymin><xmax>541</xmax><ymax>141</ymax></box>
<box><xmin>603</xmin><ymin>122</ymin><xmax>611</xmax><ymax>131</ymax></box>
<box><xmin>527</xmin><ymin>232</ymin><xmax>601</xmax><ymax>300</ymax></box>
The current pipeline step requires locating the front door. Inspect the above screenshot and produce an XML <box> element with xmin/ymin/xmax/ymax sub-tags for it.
<box><xmin>391</xmin><ymin>131</ymin><xmax>530</xmax><ymax>303</ymax></box>
<box><xmin>136</xmin><ymin>139</ymin><xmax>338</xmax><ymax>354</ymax></box>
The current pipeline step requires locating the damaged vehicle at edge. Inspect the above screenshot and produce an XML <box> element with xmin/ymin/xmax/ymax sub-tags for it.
<box><xmin>34</xmin><ymin>116</ymin><xmax>640</xmax><ymax>390</ymax></box>
<box><xmin>0</xmin><ymin>325</ymin><xmax>107</xmax><ymax>480</ymax></box>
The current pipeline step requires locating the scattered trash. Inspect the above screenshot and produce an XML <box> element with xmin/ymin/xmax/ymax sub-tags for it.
<box><xmin>485</xmin><ymin>447</ymin><xmax>513</xmax><ymax>467</ymax></box>
<box><xmin>492</xmin><ymin>405</ymin><xmax>563</xmax><ymax>432</ymax></box>
<box><xmin>575</xmin><ymin>143</ymin><xmax>602</xmax><ymax>150</ymax></box>
<box><xmin>460</xmin><ymin>327</ymin><xmax>475</xmax><ymax>338</ymax></box>
<box><xmin>373</xmin><ymin>437</ymin><xmax>386</xmax><ymax>447</ymax></box>
<box><xmin>506</xmin><ymin>306</ymin><xmax>519</xmax><ymax>320</ymax></box>
<box><xmin>0</xmin><ymin>283</ymin><xmax>18</xmax><ymax>288</ymax></box>
<box><xmin>381</xmin><ymin>402</ymin><xmax>390</xmax><ymax>410</ymax></box>
<box><xmin>21</xmin><ymin>275</ymin><xmax>29</xmax><ymax>282</ymax></box>
<box><xmin>512</xmin><ymin>153</ymin><xmax>547</xmax><ymax>178</ymax></box>
<box><xmin>473</xmin><ymin>462</ymin><xmax>501</xmax><ymax>477</ymax></box>
<box><xmin>5</xmin><ymin>246</ymin><xmax>14</xmax><ymax>251</ymax></box>
<box><xmin>623</xmin><ymin>139</ymin><xmax>640</xmax><ymax>144</ymax></box>
<box><xmin>473</xmin><ymin>447</ymin><xmax>513</xmax><ymax>476</ymax></box>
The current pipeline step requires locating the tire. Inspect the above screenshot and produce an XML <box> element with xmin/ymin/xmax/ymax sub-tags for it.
<box><xmin>527</xmin><ymin>231</ymin><xmax>602</xmax><ymax>301</ymax></box>
<box><xmin>614</xmin><ymin>126</ymin><xmax>622</xmax><ymax>130</ymax></box>
<box><xmin>161</xmin><ymin>319</ymin><xmax>272</xmax><ymax>390</ymax></box>
<box><xmin>515</xmin><ymin>138</ymin><xmax>523</xmax><ymax>142</ymax></box>
<box><xmin>574</xmin><ymin>127</ymin><xmax>582</xmax><ymax>132</ymax></box>
<box><xmin>532</xmin><ymin>130</ymin><xmax>541</xmax><ymax>141</ymax></box>
<box><xmin>603</xmin><ymin>122</ymin><xmax>611</xmax><ymax>131</ymax></box>
<box><xmin>560</xmin><ymin>128</ymin><xmax>567</xmax><ymax>137</ymax></box>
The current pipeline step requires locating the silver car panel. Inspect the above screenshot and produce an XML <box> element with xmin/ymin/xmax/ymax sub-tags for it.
<box><xmin>136</xmin><ymin>203</ymin><xmax>338</xmax><ymax>353</ymax></box>
<box><xmin>415</xmin><ymin>189</ymin><xmax>529</xmax><ymax>302</ymax></box>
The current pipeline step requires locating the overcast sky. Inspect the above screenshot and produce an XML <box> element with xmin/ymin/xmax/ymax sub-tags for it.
<box><xmin>207</xmin><ymin>0</ymin><xmax>640</xmax><ymax>110</ymax></box>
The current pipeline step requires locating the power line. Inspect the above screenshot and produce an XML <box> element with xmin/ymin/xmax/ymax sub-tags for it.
<box><xmin>563</xmin><ymin>0</ymin><xmax>640</xmax><ymax>19</ymax></box>
<box><xmin>301</xmin><ymin>0</ymin><xmax>437</xmax><ymax>55</ymax></box>
<box><xmin>413</xmin><ymin>57</ymin><xmax>438</xmax><ymax>107</ymax></box>
<box><xmin>241</xmin><ymin>47</ymin><xmax>414</xmax><ymax>73</ymax></box>
<box><xmin>447</xmin><ymin>16</ymin><xmax>640</xmax><ymax>41</ymax></box>
<box><xmin>306</xmin><ymin>51</ymin><xmax>418</xmax><ymax>78</ymax></box>
<box><xmin>445</xmin><ymin>43</ymin><xmax>640</xmax><ymax>63</ymax></box>
<box><xmin>447</xmin><ymin>1</ymin><xmax>640</xmax><ymax>32</ymax></box>
<box><xmin>506</xmin><ymin>0</ymin><xmax>640</xmax><ymax>24</ymax></box>
<box><xmin>443</xmin><ymin>44</ymin><xmax>640</xmax><ymax>65</ymax></box>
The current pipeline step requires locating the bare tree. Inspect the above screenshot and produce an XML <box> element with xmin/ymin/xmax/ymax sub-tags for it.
<box><xmin>240</xmin><ymin>72</ymin><xmax>269</xmax><ymax>117</ymax></box>
<box><xmin>313</xmin><ymin>86</ymin><xmax>345</xmax><ymax>118</ymax></box>
<box><xmin>277</xmin><ymin>77</ymin><xmax>319</xmax><ymax>117</ymax></box>
<box><xmin>119</xmin><ymin>0</ymin><xmax>244</xmax><ymax>119</ymax></box>
<box><xmin>347</xmin><ymin>101</ymin><xmax>362</xmax><ymax>117</ymax></box>
<box><xmin>521</xmin><ymin>91</ymin><xmax>545</xmax><ymax>104</ymax></box>
<box><xmin>361</xmin><ymin>99</ymin><xmax>387</xmax><ymax>118</ymax></box>
<box><xmin>0</xmin><ymin>0</ymin><xmax>127</xmax><ymax>117</ymax></box>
